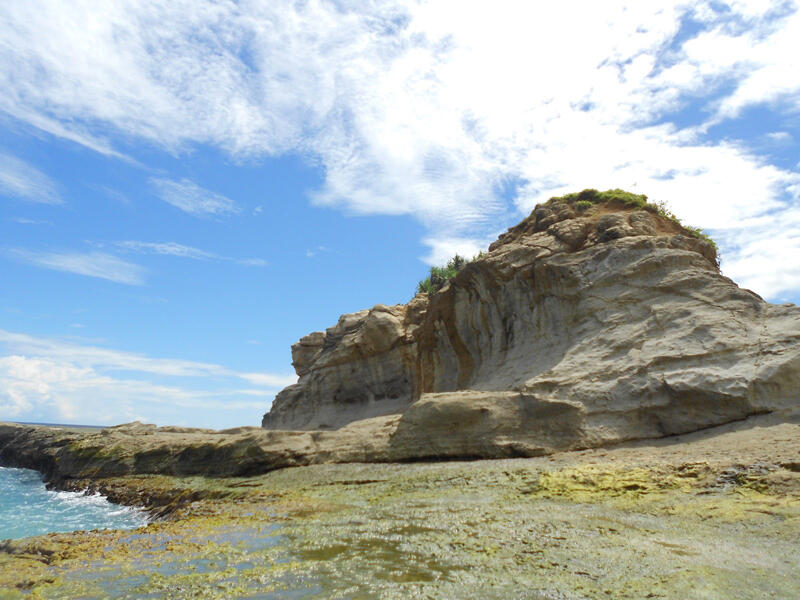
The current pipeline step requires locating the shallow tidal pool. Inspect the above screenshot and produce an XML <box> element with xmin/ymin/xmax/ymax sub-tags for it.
<box><xmin>1</xmin><ymin>452</ymin><xmax>798</xmax><ymax>599</ymax></box>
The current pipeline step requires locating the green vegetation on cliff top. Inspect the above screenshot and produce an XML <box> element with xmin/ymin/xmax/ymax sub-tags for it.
<box><xmin>549</xmin><ymin>188</ymin><xmax>718</xmax><ymax>255</ymax></box>
<box><xmin>417</xmin><ymin>188</ymin><xmax>719</xmax><ymax>295</ymax></box>
<box><xmin>416</xmin><ymin>252</ymin><xmax>484</xmax><ymax>295</ymax></box>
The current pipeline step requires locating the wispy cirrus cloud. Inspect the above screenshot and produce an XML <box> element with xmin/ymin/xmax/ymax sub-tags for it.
<box><xmin>150</xmin><ymin>178</ymin><xmax>240</xmax><ymax>217</ymax></box>
<box><xmin>115</xmin><ymin>240</ymin><xmax>266</xmax><ymax>267</ymax></box>
<box><xmin>305</xmin><ymin>245</ymin><xmax>334</xmax><ymax>259</ymax></box>
<box><xmin>238</xmin><ymin>258</ymin><xmax>268</xmax><ymax>267</ymax></box>
<box><xmin>0</xmin><ymin>106</ymin><xmax>132</xmax><ymax>162</ymax></box>
<box><xmin>115</xmin><ymin>241</ymin><xmax>216</xmax><ymax>261</ymax></box>
<box><xmin>0</xmin><ymin>329</ymin><xmax>295</xmax><ymax>383</ymax></box>
<box><xmin>0</xmin><ymin>153</ymin><xmax>61</xmax><ymax>204</ymax></box>
<box><xmin>8</xmin><ymin>249</ymin><xmax>145</xmax><ymax>285</ymax></box>
<box><xmin>12</xmin><ymin>217</ymin><xmax>52</xmax><ymax>225</ymax></box>
<box><xmin>1</xmin><ymin>2</ymin><xmax>799</xmax><ymax>296</ymax></box>
<box><xmin>0</xmin><ymin>330</ymin><xmax>296</xmax><ymax>427</ymax></box>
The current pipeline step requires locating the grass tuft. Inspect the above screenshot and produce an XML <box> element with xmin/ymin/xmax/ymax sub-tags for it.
<box><xmin>417</xmin><ymin>189</ymin><xmax>720</xmax><ymax>295</ymax></box>
<box><xmin>416</xmin><ymin>252</ymin><xmax>484</xmax><ymax>295</ymax></box>
<box><xmin>550</xmin><ymin>188</ymin><xmax>648</xmax><ymax>208</ymax></box>
<box><xmin>549</xmin><ymin>189</ymin><xmax>719</xmax><ymax>267</ymax></box>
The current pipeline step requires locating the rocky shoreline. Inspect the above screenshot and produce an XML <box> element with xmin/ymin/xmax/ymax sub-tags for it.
<box><xmin>2</xmin><ymin>193</ymin><xmax>799</xmax><ymax>598</ymax></box>
<box><xmin>1</xmin><ymin>412</ymin><xmax>798</xmax><ymax>598</ymax></box>
<box><xmin>4</xmin><ymin>196</ymin><xmax>798</xmax><ymax>486</ymax></box>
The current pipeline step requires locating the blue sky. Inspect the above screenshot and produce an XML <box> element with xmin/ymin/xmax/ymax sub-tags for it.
<box><xmin>1</xmin><ymin>1</ymin><xmax>798</xmax><ymax>428</ymax></box>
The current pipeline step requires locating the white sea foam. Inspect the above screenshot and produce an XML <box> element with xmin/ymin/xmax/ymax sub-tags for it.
<box><xmin>0</xmin><ymin>467</ymin><xmax>148</xmax><ymax>540</ymax></box>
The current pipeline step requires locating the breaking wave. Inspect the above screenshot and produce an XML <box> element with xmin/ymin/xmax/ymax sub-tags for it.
<box><xmin>0</xmin><ymin>466</ymin><xmax>148</xmax><ymax>540</ymax></box>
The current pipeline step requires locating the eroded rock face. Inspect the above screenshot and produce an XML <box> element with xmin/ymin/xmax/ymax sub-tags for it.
<box><xmin>263</xmin><ymin>303</ymin><xmax>423</xmax><ymax>430</ymax></box>
<box><xmin>263</xmin><ymin>201</ymin><xmax>800</xmax><ymax>456</ymax></box>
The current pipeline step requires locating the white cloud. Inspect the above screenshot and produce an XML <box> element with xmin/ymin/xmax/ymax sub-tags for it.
<box><xmin>115</xmin><ymin>240</ymin><xmax>266</xmax><ymax>266</ymax></box>
<box><xmin>690</xmin><ymin>3</ymin><xmax>800</xmax><ymax>122</ymax></box>
<box><xmin>12</xmin><ymin>217</ymin><xmax>52</xmax><ymax>225</ymax></box>
<box><xmin>1</xmin><ymin>2</ymin><xmax>799</xmax><ymax>297</ymax></box>
<box><xmin>150</xmin><ymin>178</ymin><xmax>240</xmax><ymax>217</ymax></box>
<box><xmin>0</xmin><ymin>153</ymin><xmax>61</xmax><ymax>204</ymax></box>
<box><xmin>0</xmin><ymin>107</ymin><xmax>132</xmax><ymax>161</ymax></box>
<box><xmin>421</xmin><ymin>236</ymin><xmax>488</xmax><ymax>268</ymax></box>
<box><xmin>116</xmin><ymin>241</ymin><xmax>216</xmax><ymax>261</ymax></box>
<box><xmin>0</xmin><ymin>354</ymin><xmax>274</xmax><ymax>424</ymax></box>
<box><xmin>767</xmin><ymin>131</ymin><xmax>792</xmax><ymax>142</ymax></box>
<box><xmin>237</xmin><ymin>372</ymin><xmax>300</xmax><ymax>388</ymax></box>
<box><xmin>716</xmin><ymin>205</ymin><xmax>800</xmax><ymax>299</ymax></box>
<box><xmin>0</xmin><ymin>330</ymin><xmax>296</xmax><ymax>426</ymax></box>
<box><xmin>8</xmin><ymin>249</ymin><xmax>146</xmax><ymax>285</ymax></box>
<box><xmin>238</xmin><ymin>258</ymin><xmax>268</xmax><ymax>267</ymax></box>
<box><xmin>305</xmin><ymin>245</ymin><xmax>334</xmax><ymax>259</ymax></box>
<box><xmin>0</xmin><ymin>329</ymin><xmax>293</xmax><ymax>383</ymax></box>
<box><xmin>91</xmin><ymin>185</ymin><xmax>130</xmax><ymax>204</ymax></box>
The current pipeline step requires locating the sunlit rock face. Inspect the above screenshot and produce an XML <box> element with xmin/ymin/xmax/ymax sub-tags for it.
<box><xmin>263</xmin><ymin>199</ymin><xmax>800</xmax><ymax>455</ymax></box>
<box><xmin>261</xmin><ymin>303</ymin><xmax>423</xmax><ymax>430</ymax></box>
<box><xmin>1</xmin><ymin>201</ymin><xmax>798</xmax><ymax>480</ymax></box>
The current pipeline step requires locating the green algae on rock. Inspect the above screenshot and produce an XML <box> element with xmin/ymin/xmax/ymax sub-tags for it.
<box><xmin>1</xmin><ymin>415</ymin><xmax>798</xmax><ymax>599</ymax></box>
<box><xmin>2</xmin><ymin>193</ymin><xmax>799</xmax><ymax>599</ymax></box>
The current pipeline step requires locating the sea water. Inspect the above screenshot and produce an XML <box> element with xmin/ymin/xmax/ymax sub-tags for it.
<box><xmin>0</xmin><ymin>466</ymin><xmax>148</xmax><ymax>540</ymax></box>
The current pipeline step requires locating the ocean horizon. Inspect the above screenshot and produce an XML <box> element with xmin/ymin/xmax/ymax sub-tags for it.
<box><xmin>9</xmin><ymin>420</ymin><xmax>106</xmax><ymax>429</ymax></box>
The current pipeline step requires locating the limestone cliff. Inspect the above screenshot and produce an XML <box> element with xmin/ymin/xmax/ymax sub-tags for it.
<box><xmin>263</xmin><ymin>193</ymin><xmax>800</xmax><ymax>455</ymax></box>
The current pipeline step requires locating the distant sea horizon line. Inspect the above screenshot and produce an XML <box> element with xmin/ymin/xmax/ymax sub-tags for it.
<box><xmin>7</xmin><ymin>421</ymin><xmax>105</xmax><ymax>429</ymax></box>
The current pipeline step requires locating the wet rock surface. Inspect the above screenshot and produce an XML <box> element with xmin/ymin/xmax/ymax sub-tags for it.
<box><xmin>1</xmin><ymin>414</ymin><xmax>798</xmax><ymax>598</ymax></box>
<box><xmin>2</xmin><ymin>197</ymin><xmax>799</xmax><ymax>597</ymax></box>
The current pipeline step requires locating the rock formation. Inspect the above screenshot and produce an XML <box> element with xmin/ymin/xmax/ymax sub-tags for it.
<box><xmin>263</xmin><ymin>191</ymin><xmax>800</xmax><ymax>456</ymax></box>
<box><xmin>3</xmin><ymin>191</ymin><xmax>798</xmax><ymax>483</ymax></box>
<box><xmin>0</xmin><ymin>419</ymin><xmax>401</xmax><ymax>480</ymax></box>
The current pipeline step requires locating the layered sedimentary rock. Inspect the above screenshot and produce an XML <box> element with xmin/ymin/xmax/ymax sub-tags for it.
<box><xmin>262</xmin><ymin>303</ymin><xmax>422</xmax><ymax>430</ymax></box>
<box><xmin>0</xmin><ymin>419</ymin><xmax>401</xmax><ymax>480</ymax></box>
<box><xmin>263</xmin><ymin>198</ymin><xmax>800</xmax><ymax>456</ymax></box>
<box><xmin>5</xmin><ymin>197</ymin><xmax>797</xmax><ymax>484</ymax></box>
